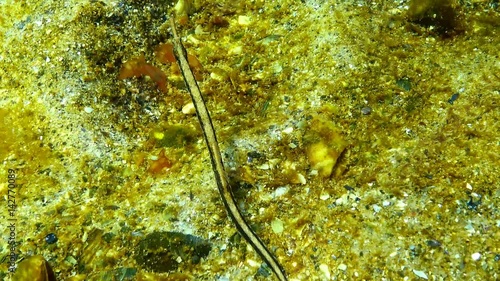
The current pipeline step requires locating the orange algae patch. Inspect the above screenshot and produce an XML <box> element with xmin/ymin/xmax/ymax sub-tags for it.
<box><xmin>178</xmin><ymin>15</ymin><xmax>189</xmax><ymax>26</ymax></box>
<box><xmin>188</xmin><ymin>54</ymin><xmax>204</xmax><ymax>81</ymax></box>
<box><xmin>155</xmin><ymin>43</ymin><xmax>176</xmax><ymax>63</ymax></box>
<box><xmin>155</xmin><ymin>43</ymin><xmax>204</xmax><ymax>81</ymax></box>
<box><xmin>119</xmin><ymin>56</ymin><xmax>168</xmax><ymax>92</ymax></box>
<box><xmin>148</xmin><ymin>149</ymin><xmax>173</xmax><ymax>174</ymax></box>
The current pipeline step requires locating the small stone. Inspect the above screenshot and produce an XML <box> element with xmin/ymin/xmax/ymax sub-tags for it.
<box><xmin>273</xmin><ymin>186</ymin><xmax>289</xmax><ymax>197</ymax></box>
<box><xmin>448</xmin><ymin>93</ymin><xmax>459</xmax><ymax>104</ymax></box>
<box><xmin>305</xmin><ymin>118</ymin><xmax>347</xmax><ymax>178</ymax></box>
<box><xmin>84</xmin><ymin>106</ymin><xmax>93</xmax><ymax>113</ymax></box>
<box><xmin>320</xmin><ymin>192</ymin><xmax>330</xmax><ymax>200</ymax></box>
<box><xmin>471</xmin><ymin>252</ymin><xmax>481</xmax><ymax>261</ymax></box>
<box><xmin>413</xmin><ymin>269</ymin><xmax>428</xmax><ymax>279</ymax></box>
<box><xmin>319</xmin><ymin>263</ymin><xmax>330</xmax><ymax>279</ymax></box>
<box><xmin>65</xmin><ymin>255</ymin><xmax>78</xmax><ymax>266</ymax></box>
<box><xmin>45</xmin><ymin>233</ymin><xmax>58</xmax><ymax>244</ymax></box>
<box><xmin>271</xmin><ymin>219</ymin><xmax>284</xmax><ymax>234</ymax></box>
<box><xmin>182</xmin><ymin>102</ymin><xmax>196</xmax><ymax>115</ymax></box>
<box><xmin>296</xmin><ymin>173</ymin><xmax>306</xmax><ymax>185</ymax></box>
<box><xmin>238</xmin><ymin>15</ymin><xmax>251</xmax><ymax>25</ymax></box>
<box><xmin>361</xmin><ymin>106</ymin><xmax>372</xmax><ymax>115</ymax></box>
<box><xmin>426</xmin><ymin>239</ymin><xmax>441</xmax><ymax>248</ymax></box>
<box><xmin>174</xmin><ymin>0</ymin><xmax>195</xmax><ymax>16</ymax></box>
<box><xmin>210</xmin><ymin>72</ymin><xmax>225</xmax><ymax>81</ymax></box>
<box><xmin>247</xmin><ymin>258</ymin><xmax>259</xmax><ymax>268</ymax></box>
<box><xmin>337</xmin><ymin>263</ymin><xmax>347</xmax><ymax>271</ymax></box>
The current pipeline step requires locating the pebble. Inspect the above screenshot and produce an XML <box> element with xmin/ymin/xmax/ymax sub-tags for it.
<box><xmin>448</xmin><ymin>93</ymin><xmax>459</xmax><ymax>104</ymax></box>
<box><xmin>210</xmin><ymin>72</ymin><xmax>225</xmax><ymax>81</ymax></box>
<box><xmin>273</xmin><ymin>186</ymin><xmax>289</xmax><ymax>197</ymax></box>
<box><xmin>282</xmin><ymin>127</ymin><xmax>293</xmax><ymax>134</ymax></box>
<box><xmin>271</xmin><ymin>219</ymin><xmax>284</xmax><ymax>234</ymax></box>
<box><xmin>238</xmin><ymin>15</ymin><xmax>251</xmax><ymax>25</ymax></box>
<box><xmin>361</xmin><ymin>106</ymin><xmax>372</xmax><ymax>115</ymax></box>
<box><xmin>471</xmin><ymin>252</ymin><xmax>481</xmax><ymax>261</ymax></box>
<box><xmin>84</xmin><ymin>106</ymin><xmax>93</xmax><ymax>113</ymax></box>
<box><xmin>296</xmin><ymin>173</ymin><xmax>306</xmax><ymax>185</ymax></box>
<box><xmin>426</xmin><ymin>239</ymin><xmax>441</xmax><ymax>248</ymax></box>
<box><xmin>413</xmin><ymin>269</ymin><xmax>428</xmax><ymax>279</ymax></box>
<box><xmin>45</xmin><ymin>233</ymin><xmax>58</xmax><ymax>244</ymax></box>
<box><xmin>320</xmin><ymin>192</ymin><xmax>330</xmax><ymax>200</ymax></box>
<box><xmin>182</xmin><ymin>102</ymin><xmax>196</xmax><ymax>115</ymax></box>
<box><xmin>319</xmin><ymin>264</ymin><xmax>330</xmax><ymax>279</ymax></box>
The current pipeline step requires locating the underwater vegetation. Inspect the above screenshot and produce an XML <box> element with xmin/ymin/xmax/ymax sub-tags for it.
<box><xmin>118</xmin><ymin>42</ymin><xmax>204</xmax><ymax>93</ymax></box>
<box><xmin>148</xmin><ymin>148</ymin><xmax>173</xmax><ymax>174</ymax></box>
<box><xmin>406</xmin><ymin>0</ymin><xmax>465</xmax><ymax>38</ymax></box>
<box><xmin>119</xmin><ymin>55</ymin><xmax>168</xmax><ymax>92</ymax></box>
<box><xmin>134</xmin><ymin>231</ymin><xmax>212</xmax><ymax>273</ymax></box>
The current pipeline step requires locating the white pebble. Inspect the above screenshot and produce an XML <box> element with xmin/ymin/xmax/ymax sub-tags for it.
<box><xmin>319</xmin><ymin>264</ymin><xmax>330</xmax><ymax>279</ymax></box>
<box><xmin>247</xmin><ymin>259</ymin><xmax>259</xmax><ymax>267</ymax></box>
<box><xmin>413</xmin><ymin>269</ymin><xmax>428</xmax><ymax>279</ymax></box>
<box><xmin>84</xmin><ymin>106</ymin><xmax>93</xmax><ymax>113</ymax></box>
<box><xmin>182</xmin><ymin>102</ymin><xmax>196</xmax><ymax>115</ymax></box>
<box><xmin>296</xmin><ymin>173</ymin><xmax>306</xmax><ymax>185</ymax></box>
<box><xmin>274</xmin><ymin>186</ymin><xmax>289</xmax><ymax>197</ymax></box>
<box><xmin>471</xmin><ymin>252</ymin><xmax>481</xmax><ymax>261</ymax></box>
<box><xmin>320</xmin><ymin>192</ymin><xmax>330</xmax><ymax>200</ymax></box>
<box><xmin>210</xmin><ymin>72</ymin><xmax>224</xmax><ymax>81</ymax></box>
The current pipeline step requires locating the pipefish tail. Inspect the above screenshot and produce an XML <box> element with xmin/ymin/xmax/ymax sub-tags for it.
<box><xmin>169</xmin><ymin>17</ymin><xmax>288</xmax><ymax>281</ymax></box>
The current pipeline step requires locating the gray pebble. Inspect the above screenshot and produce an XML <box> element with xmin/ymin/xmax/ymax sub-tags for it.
<box><xmin>361</xmin><ymin>106</ymin><xmax>372</xmax><ymax>115</ymax></box>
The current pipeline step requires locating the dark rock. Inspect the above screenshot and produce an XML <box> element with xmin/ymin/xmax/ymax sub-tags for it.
<box><xmin>134</xmin><ymin>231</ymin><xmax>212</xmax><ymax>273</ymax></box>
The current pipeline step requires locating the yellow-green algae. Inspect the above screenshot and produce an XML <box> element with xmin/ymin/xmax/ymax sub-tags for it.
<box><xmin>1</xmin><ymin>0</ymin><xmax>499</xmax><ymax>280</ymax></box>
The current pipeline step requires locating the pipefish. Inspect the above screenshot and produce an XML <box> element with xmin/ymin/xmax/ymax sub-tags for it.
<box><xmin>169</xmin><ymin>17</ymin><xmax>288</xmax><ymax>281</ymax></box>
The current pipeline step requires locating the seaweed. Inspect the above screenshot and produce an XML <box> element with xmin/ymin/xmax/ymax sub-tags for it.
<box><xmin>406</xmin><ymin>0</ymin><xmax>465</xmax><ymax>38</ymax></box>
<box><xmin>118</xmin><ymin>56</ymin><xmax>168</xmax><ymax>92</ymax></box>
